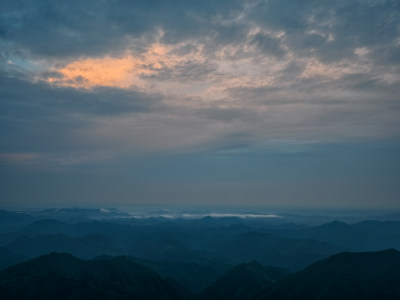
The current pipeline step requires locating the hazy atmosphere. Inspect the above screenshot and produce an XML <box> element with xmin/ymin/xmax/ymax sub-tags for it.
<box><xmin>1</xmin><ymin>0</ymin><xmax>399</xmax><ymax>208</ymax></box>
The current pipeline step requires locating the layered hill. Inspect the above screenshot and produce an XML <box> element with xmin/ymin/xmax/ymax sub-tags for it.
<box><xmin>0</xmin><ymin>252</ymin><xmax>190</xmax><ymax>299</ymax></box>
<box><xmin>201</xmin><ymin>261</ymin><xmax>290</xmax><ymax>300</ymax></box>
<box><xmin>1</xmin><ymin>249</ymin><xmax>400</xmax><ymax>299</ymax></box>
<box><xmin>278</xmin><ymin>220</ymin><xmax>400</xmax><ymax>251</ymax></box>
<box><xmin>258</xmin><ymin>249</ymin><xmax>400</xmax><ymax>300</ymax></box>
<box><xmin>5</xmin><ymin>233</ymin><xmax>121</xmax><ymax>259</ymax></box>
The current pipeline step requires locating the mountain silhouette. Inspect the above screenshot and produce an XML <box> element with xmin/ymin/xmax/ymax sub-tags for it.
<box><xmin>201</xmin><ymin>261</ymin><xmax>290</xmax><ymax>300</ymax></box>
<box><xmin>259</xmin><ymin>249</ymin><xmax>400</xmax><ymax>300</ymax></box>
<box><xmin>0</xmin><ymin>252</ymin><xmax>190</xmax><ymax>299</ymax></box>
<box><xmin>5</xmin><ymin>233</ymin><xmax>122</xmax><ymax>259</ymax></box>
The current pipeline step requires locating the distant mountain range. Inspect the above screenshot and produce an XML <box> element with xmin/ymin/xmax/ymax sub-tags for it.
<box><xmin>1</xmin><ymin>215</ymin><xmax>400</xmax><ymax>273</ymax></box>
<box><xmin>5</xmin><ymin>233</ymin><xmax>122</xmax><ymax>259</ymax></box>
<box><xmin>276</xmin><ymin>220</ymin><xmax>400</xmax><ymax>250</ymax></box>
<box><xmin>0</xmin><ymin>217</ymin><xmax>344</xmax><ymax>271</ymax></box>
<box><xmin>1</xmin><ymin>249</ymin><xmax>399</xmax><ymax>299</ymax></box>
<box><xmin>1</xmin><ymin>209</ymin><xmax>400</xmax><ymax>298</ymax></box>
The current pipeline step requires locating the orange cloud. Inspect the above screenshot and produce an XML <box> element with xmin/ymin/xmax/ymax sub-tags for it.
<box><xmin>47</xmin><ymin>43</ymin><xmax>206</xmax><ymax>90</ymax></box>
<box><xmin>50</xmin><ymin>55</ymin><xmax>137</xmax><ymax>89</ymax></box>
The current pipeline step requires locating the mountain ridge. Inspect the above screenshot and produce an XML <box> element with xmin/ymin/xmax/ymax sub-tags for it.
<box><xmin>258</xmin><ymin>248</ymin><xmax>400</xmax><ymax>300</ymax></box>
<box><xmin>0</xmin><ymin>252</ymin><xmax>191</xmax><ymax>299</ymax></box>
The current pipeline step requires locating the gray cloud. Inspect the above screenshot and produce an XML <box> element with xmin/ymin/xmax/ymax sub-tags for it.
<box><xmin>248</xmin><ymin>0</ymin><xmax>400</xmax><ymax>63</ymax></box>
<box><xmin>1</xmin><ymin>0</ymin><xmax>400</xmax><ymax>207</ymax></box>
<box><xmin>1</xmin><ymin>0</ymin><xmax>398</xmax><ymax>68</ymax></box>
<box><xmin>0</xmin><ymin>72</ymin><xmax>158</xmax><ymax>117</ymax></box>
<box><xmin>250</xmin><ymin>33</ymin><xmax>287</xmax><ymax>58</ymax></box>
<box><xmin>0</xmin><ymin>71</ymin><xmax>161</xmax><ymax>153</ymax></box>
<box><xmin>140</xmin><ymin>60</ymin><xmax>218</xmax><ymax>82</ymax></box>
<box><xmin>0</xmin><ymin>0</ymin><xmax>244</xmax><ymax>58</ymax></box>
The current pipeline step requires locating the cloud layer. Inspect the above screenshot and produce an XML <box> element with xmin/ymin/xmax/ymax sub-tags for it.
<box><xmin>1</xmin><ymin>0</ymin><xmax>399</xmax><ymax>207</ymax></box>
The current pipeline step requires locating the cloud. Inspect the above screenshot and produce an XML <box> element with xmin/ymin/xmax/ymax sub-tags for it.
<box><xmin>250</xmin><ymin>32</ymin><xmax>287</xmax><ymax>58</ymax></box>
<box><xmin>0</xmin><ymin>0</ymin><xmax>399</xmax><ymax>168</ymax></box>
<box><xmin>0</xmin><ymin>0</ymin><xmax>245</xmax><ymax>59</ymax></box>
<box><xmin>1</xmin><ymin>0</ymin><xmax>399</xmax><ymax>66</ymax></box>
<box><xmin>49</xmin><ymin>55</ymin><xmax>137</xmax><ymax>89</ymax></box>
<box><xmin>40</xmin><ymin>41</ymin><xmax>217</xmax><ymax>90</ymax></box>
<box><xmin>0</xmin><ymin>71</ymin><xmax>164</xmax><ymax>160</ymax></box>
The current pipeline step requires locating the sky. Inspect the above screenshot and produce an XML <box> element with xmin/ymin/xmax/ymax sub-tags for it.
<box><xmin>0</xmin><ymin>0</ymin><xmax>399</xmax><ymax>209</ymax></box>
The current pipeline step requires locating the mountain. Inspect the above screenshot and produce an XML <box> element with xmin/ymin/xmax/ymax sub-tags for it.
<box><xmin>16</xmin><ymin>219</ymin><xmax>72</xmax><ymax>236</ymax></box>
<box><xmin>277</xmin><ymin>220</ymin><xmax>400</xmax><ymax>251</ymax></box>
<box><xmin>0</xmin><ymin>252</ymin><xmax>191</xmax><ymax>299</ymax></box>
<box><xmin>0</xmin><ymin>248</ymin><xmax>24</xmax><ymax>271</ymax></box>
<box><xmin>5</xmin><ymin>233</ymin><xmax>122</xmax><ymax>259</ymax></box>
<box><xmin>206</xmin><ymin>231</ymin><xmax>341</xmax><ymax>270</ymax></box>
<box><xmin>3</xmin><ymin>218</ymin><xmax>344</xmax><ymax>270</ymax></box>
<box><xmin>259</xmin><ymin>249</ymin><xmax>400</xmax><ymax>300</ymax></box>
<box><xmin>4</xmin><ymin>215</ymin><xmax>400</xmax><ymax>280</ymax></box>
<box><xmin>201</xmin><ymin>261</ymin><xmax>290</xmax><ymax>300</ymax></box>
<box><xmin>0</xmin><ymin>210</ymin><xmax>36</xmax><ymax>232</ymax></box>
<box><xmin>126</xmin><ymin>256</ymin><xmax>234</xmax><ymax>293</ymax></box>
<box><xmin>297</xmin><ymin>220</ymin><xmax>370</xmax><ymax>249</ymax></box>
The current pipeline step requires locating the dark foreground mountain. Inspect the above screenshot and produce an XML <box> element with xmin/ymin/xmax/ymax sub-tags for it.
<box><xmin>258</xmin><ymin>249</ymin><xmax>400</xmax><ymax>300</ymax></box>
<box><xmin>126</xmin><ymin>256</ymin><xmax>234</xmax><ymax>293</ymax></box>
<box><xmin>201</xmin><ymin>261</ymin><xmax>290</xmax><ymax>300</ymax></box>
<box><xmin>0</xmin><ymin>252</ymin><xmax>190</xmax><ymax>300</ymax></box>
